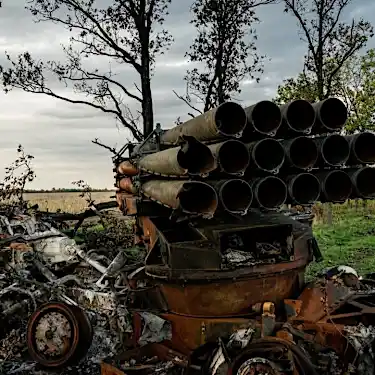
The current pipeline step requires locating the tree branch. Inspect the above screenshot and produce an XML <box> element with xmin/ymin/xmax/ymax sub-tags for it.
<box><xmin>172</xmin><ymin>90</ymin><xmax>203</xmax><ymax>114</ymax></box>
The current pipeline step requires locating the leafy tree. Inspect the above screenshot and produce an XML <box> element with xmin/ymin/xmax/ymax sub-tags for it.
<box><xmin>282</xmin><ymin>0</ymin><xmax>373</xmax><ymax>101</ymax></box>
<box><xmin>0</xmin><ymin>0</ymin><xmax>173</xmax><ymax>140</ymax></box>
<box><xmin>176</xmin><ymin>0</ymin><xmax>274</xmax><ymax>114</ymax></box>
<box><xmin>275</xmin><ymin>49</ymin><xmax>375</xmax><ymax>133</ymax></box>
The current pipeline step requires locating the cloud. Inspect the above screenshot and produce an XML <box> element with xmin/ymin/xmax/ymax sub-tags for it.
<box><xmin>0</xmin><ymin>0</ymin><xmax>374</xmax><ymax>189</ymax></box>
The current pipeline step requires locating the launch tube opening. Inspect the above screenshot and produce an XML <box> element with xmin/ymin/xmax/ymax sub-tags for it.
<box><xmin>352</xmin><ymin>132</ymin><xmax>375</xmax><ymax>164</ymax></box>
<box><xmin>354</xmin><ymin>168</ymin><xmax>375</xmax><ymax>199</ymax></box>
<box><xmin>319</xmin><ymin>98</ymin><xmax>348</xmax><ymax>131</ymax></box>
<box><xmin>256</xmin><ymin>177</ymin><xmax>287</xmax><ymax>209</ymax></box>
<box><xmin>289</xmin><ymin>174</ymin><xmax>320</xmax><ymax>204</ymax></box>
<box><xmin>285</xmin><ymin>100</ymin><xmax>315</xmax><ymax>132</ymax></box>
<box><xmin>215</xmin><ymin>102</ymin><xmax>247</xmax><ymax>136</ymax></box>
<box><xmin>253</xmin><ymin>139</ymin><xmax>285</xmax><ymax>172</ymax></box>
<box><xmin>178</xmin><ymin>182</ymin><xmax>218</xmax><ymax>214</ymax></box>
<box><xmin>220</xmin><ymin>180</ymin><xmax>253</xmax><ymax>213</ymax></box>
<box><xmin>177</xmin><ymin>137</ymin><xmax>215</xmax><ymax>175</ymax></box>
<box><xmin>323</xmin><ymin>171</ymin><xmax>352</xmax><ymax>202</ymax></box>
<box><xmin>218</xmin><ymin>140</ymin><xmax>250</xmax><ymax>174</ymax></box>
<box><xmin>321</xmin><ymin>135</ymin><xmax>350</xmax><ymax>166</ymax></box>
<box><xmin>251</xmin><ymin>101</ymin><xmax>282</xmax><ymax>134</ymax></box>
<box><xmin>289</xmin><ymin>137</ymin><xmax>318</xmax><ymax>169</ymax></box>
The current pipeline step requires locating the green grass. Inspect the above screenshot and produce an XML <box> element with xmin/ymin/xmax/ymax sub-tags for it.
<box><xmin>307</xmin><ymin>209</ymin><xmax>375</xmax><ymax>278</ymax></box>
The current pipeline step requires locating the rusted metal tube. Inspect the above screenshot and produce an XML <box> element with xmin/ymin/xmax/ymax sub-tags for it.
<box><xmin>209</xmin><ymin>179</ymin><xmax>253</xmax><ymax>214</ymax></box>
<box><xmin>141</xmin><ymin>180</ymin><xmax>218</xmax><ymax>216</ymax></box>
<box><xmin>278</xmin><ymin>100</ymin><xmax>316</xmax><ymax>135</ymax></box>
<box><xmin>247</xmin><ymin>138</ymin><xmax>285</xmax><ymax>173</ymax></box>
<box><xmin>250</xmin><ymin>176</ymin><xmax>287</xmax><ymax>209</ymax></box>
<box><xmin>160</xmin><ymin>102</ymin><xmax>247</xmax><ymax>144</ymax></box>
<box><xmin>208</xmin><ymin>140</ymin><xmax>250</xmax><ymax>175</ymax></box>
<box><xmin>117</xmin><ymin>160</ymin><xmax>138</xmax><ymax>176</ymax></box>
<box><xmin>346</xmin><ymin>132</ymin><xmax>375</xmax><ymax>165</ymax></box>
<box><xmin>313</xmin><ymin>170</ymin><xmax>352</xmax><ymax>203</ymax></box>
<box><xmin>346</xmin><ymin>167</ymin><xmax>375</xmax><ymax>199</ymax></box>
<box><xmin>313</xmin><ymin>134</ymin><xmax>350</xmax><ymax>167</ymax></box>
<box><xmin>282</xmin><ymin>136</ymin><xmax>318</xmax><ymax>170</ymax></box>
<box><xmin>241</xmin><ymin>101</ymin><xmax>282</xmax><ymax>142</ymax></box>
<box><xmin>284</xmin><ymin>173</ymin><xmax>320</xmax><ymax>205</ymax></box>
<box><xmin>136</xmin><ymin>136</ymin><xmax>216</xmax><ymax>177</ymax></box>
<box><xmin>118</xmin><ymin>177</ymin><xmax>137</xmax><ymax>194</ymax></box>
<box><xmin>312</xmin><ymin>97</ymin><xmax>347</xmax><ymax>134</ymax></box>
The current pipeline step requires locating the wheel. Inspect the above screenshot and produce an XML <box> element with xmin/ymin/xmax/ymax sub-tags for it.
<box><xmin>26</xmin><ymin>301</ymin><xmax>93</xmax><ymax>368</ymax></box>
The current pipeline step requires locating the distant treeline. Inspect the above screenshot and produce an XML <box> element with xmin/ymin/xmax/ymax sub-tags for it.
<box><xmin>23</xmin><ymin>188</ymin><xmax>115</xmax><ymax>193</ymax></box>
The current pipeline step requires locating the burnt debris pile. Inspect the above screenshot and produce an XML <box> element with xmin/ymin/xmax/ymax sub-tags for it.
<box><xmin>115</xmin><ymin>97</ymin><xmax>375</xmax><ymax>213</ymax></box>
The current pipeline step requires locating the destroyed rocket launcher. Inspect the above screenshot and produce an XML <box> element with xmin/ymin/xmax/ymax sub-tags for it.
<box><xmin>111</xmin><ymin>96</ymin><xmax>375</xmax><ymax>318</ymax></box>
<box><xmin>115</xmin><ymin>97</ymin><xmax>375</xmax><ymax>215</ymax></box>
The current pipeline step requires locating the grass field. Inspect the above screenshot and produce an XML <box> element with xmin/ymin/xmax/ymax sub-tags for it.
<box><xmin>24</xmin><ymin>191</ymin><xmax>115</xmax><ymax>212</ymax></box>
<box><xmin>309</xmin><ymin>203</ymin><xmax>375</xmax><ymax>278</ymax></box>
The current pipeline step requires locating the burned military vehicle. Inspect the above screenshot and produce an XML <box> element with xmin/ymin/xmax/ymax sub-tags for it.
<box><xmin>107</xmin><ymin>98</ymin><xmax>375</xmax><ymax>375</ymax></box>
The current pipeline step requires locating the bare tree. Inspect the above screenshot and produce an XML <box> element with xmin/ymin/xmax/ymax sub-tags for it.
<box><xmin>282</xmin><ymin>0</ymin><xmax>373</xmax><ymax>100</ymax></box>
<box><xmin>178</xmin><ymin>0</ymin><xmax>275</xmax><ymax>114</ymax></box>
<box><xmin>0</xmin><ymin>0</ymin><xmax>173</xmax><ymax>140</ymax></box>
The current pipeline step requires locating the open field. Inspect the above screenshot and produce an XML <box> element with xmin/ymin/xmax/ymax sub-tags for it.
<box><xmin>24</xmin><ymin>191</ymin><xmax>115</xmax><ymax>212</ymax></box>
<box><xmin>309</xmin><ymin>203</ymin><xmax>375</xmax><ymax>278</ymax></box>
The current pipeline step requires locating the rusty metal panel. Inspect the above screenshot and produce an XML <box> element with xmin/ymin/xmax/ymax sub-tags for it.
<box><xmin>101</xmin><ymin>362</ymin><xmax>126</xmax><ymax>375</ymax></box>
<box><xmin>158</xmin><ymin>270</ymin><xmax>301</xmax><ymax>316</ymax></box>
<box><xmin>160</xmin><ymin>313</ymin><xmax>257</xmax><ymax>353</ymax></box>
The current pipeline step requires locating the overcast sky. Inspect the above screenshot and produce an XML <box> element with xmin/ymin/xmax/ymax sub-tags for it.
<box><xmin>0</xmin><ymin>0</ymin><xmax>374</xmax><ymax>189</ymax></box>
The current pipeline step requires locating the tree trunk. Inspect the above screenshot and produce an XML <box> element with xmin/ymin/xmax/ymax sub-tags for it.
<box><xmin>141</xmin><ymin>64</ymin><xmax>154</xmax><ymax>138</ymax></box>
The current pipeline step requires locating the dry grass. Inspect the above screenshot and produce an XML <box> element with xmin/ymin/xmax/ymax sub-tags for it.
<box><xmin>24</xmin><ymin>191</ymin><xmax>115</xmax><ymax>213</ymax></box>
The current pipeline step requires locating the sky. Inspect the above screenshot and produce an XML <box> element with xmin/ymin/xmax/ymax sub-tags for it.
<box><xmin>0</xmin><ymin>0</ymin><xmax>375</xmax><ymax>189</ymax></box>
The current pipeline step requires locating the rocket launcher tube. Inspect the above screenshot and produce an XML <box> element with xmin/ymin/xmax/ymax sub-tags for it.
<box><xmin>136</xmin><ymin>136</ymin><xmax>216</xmax><ymax>177</ymax></box>
<box><xmin>160</xmin><ymin>102</ymin><xmax>247</xmax><ymax>144</ymax></box>
<box><xmin>141</xmin><ymin>180</ymin><xmax>218</xmax><ymax>217</ymax></box>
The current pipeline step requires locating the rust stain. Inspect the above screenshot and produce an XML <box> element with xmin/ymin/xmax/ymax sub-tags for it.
<box><xmin>158</xmin><ymin>269</ymin><xmax>301</xmax><ymax>316</ymax></box>
<box><xmin>101</xmin><ymin>362</ymin><xmax>127</xmax><ymax>375</ymax></box>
